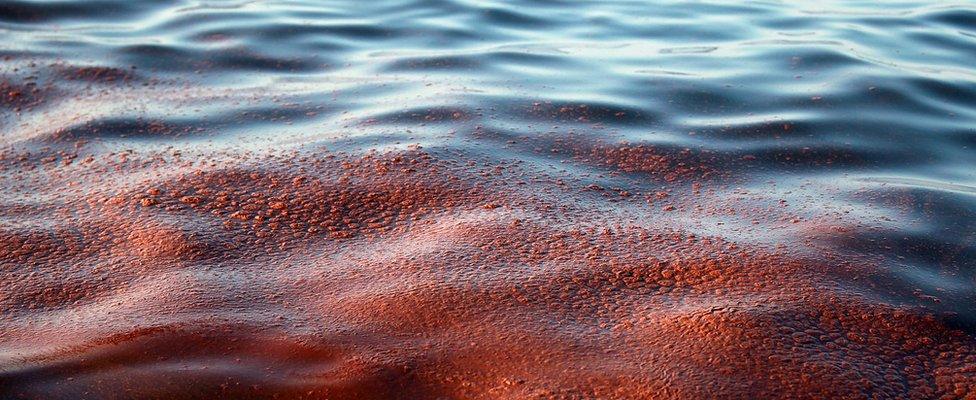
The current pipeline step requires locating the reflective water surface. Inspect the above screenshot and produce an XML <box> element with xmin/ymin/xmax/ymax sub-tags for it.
<box><xmin>2</xmin><ymin>1</ymin><xmax>976</xmax><ymax>398</ymax></box>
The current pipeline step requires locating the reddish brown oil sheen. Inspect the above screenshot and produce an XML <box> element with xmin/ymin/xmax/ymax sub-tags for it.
<box><xmin>1</xmin><ymin>62</ymin><xmax>975</xmax><ymax>400</ymax></box>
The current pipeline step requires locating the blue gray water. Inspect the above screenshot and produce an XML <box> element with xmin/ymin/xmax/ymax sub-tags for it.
<box><xmin>2</xmin><ymin>1</ymin><xmax>976</xmax><ymax>399</ymax></box>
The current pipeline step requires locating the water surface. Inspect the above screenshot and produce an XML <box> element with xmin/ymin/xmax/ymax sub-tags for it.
<box><xmin>2</xmin><ymin>1</ymin><xmax>976</xmax><ymax>398</ymax></box>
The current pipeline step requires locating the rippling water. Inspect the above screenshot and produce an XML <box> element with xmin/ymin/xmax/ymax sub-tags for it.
<box><xmin>2</xmin><ymin>1</ymin><xmax>976</xmax><ymax>398</ymax></box>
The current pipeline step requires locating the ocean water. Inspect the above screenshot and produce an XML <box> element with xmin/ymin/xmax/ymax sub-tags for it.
<box><xmin>2</xmin><ymin>1</ymin><xmax>976</xmax><ymax>398</ymax></box>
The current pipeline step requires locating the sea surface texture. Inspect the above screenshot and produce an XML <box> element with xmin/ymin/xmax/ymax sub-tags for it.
<box><xmin>2</xmin><ymin>1</ymin><xmax>976</xmax><ymax>399</ymax></box>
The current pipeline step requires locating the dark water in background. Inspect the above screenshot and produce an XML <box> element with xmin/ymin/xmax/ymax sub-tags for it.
<box><xmin>2</xmin><ymin>1</ymin><xmax>976</xmax><ymax>398</ymax></box>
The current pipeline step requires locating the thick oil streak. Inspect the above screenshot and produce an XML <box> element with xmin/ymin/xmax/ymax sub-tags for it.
<box><xmin>1</xmin><ymin>1</ymin><xmax>976</xmax><ymax>399</ymax></box>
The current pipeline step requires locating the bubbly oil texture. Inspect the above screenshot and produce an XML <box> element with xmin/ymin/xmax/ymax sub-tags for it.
<box><xmin>2</xmin><ymin>1</ymin><xmax>976</xmax><ymax>399</ymax></box>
